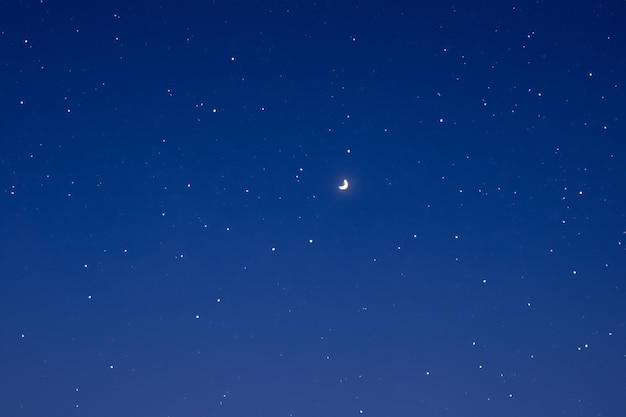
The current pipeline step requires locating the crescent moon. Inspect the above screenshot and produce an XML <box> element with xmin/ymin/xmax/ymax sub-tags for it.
<box><xmin>338</xmin><ymin>179</ymin><xmax>349</xmax><ymax>191</ymax></box>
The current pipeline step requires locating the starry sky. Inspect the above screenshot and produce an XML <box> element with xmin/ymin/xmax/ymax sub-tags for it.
<box><xmin>1</xmin><ymin>1</ymin><xmax>626</xmax><ymax>416</ymax></box>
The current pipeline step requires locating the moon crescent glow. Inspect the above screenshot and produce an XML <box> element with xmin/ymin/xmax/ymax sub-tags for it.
<box><xmin>338</xmin><ymin>179</ymin><xmax>349</xmax><ymax>191</ymax></box>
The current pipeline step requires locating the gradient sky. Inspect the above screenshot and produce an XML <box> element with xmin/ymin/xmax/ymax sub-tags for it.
<box><xmin>1</xmin><ymin>1</ymin><xmax>625</xmax><ymax>416</ymax></box>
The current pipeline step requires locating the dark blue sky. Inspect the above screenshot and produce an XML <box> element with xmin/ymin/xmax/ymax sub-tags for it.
<box><xmin>1</xmin><ymin>1</ymin><xmax>625</xmax><ymax>416</ymax></box>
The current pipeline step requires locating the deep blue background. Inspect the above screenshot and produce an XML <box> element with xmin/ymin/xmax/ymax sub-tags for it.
<box><xmin>1</xmin><ymin>1</ymin><xmax>625</xmax><ymax>416</ymax></box>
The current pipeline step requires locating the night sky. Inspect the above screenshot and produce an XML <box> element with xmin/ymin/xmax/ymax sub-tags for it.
<box><xmin>1</xmin><ymin>1</ymin><xmax>626</xmax><ymax>416</ymax></box>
